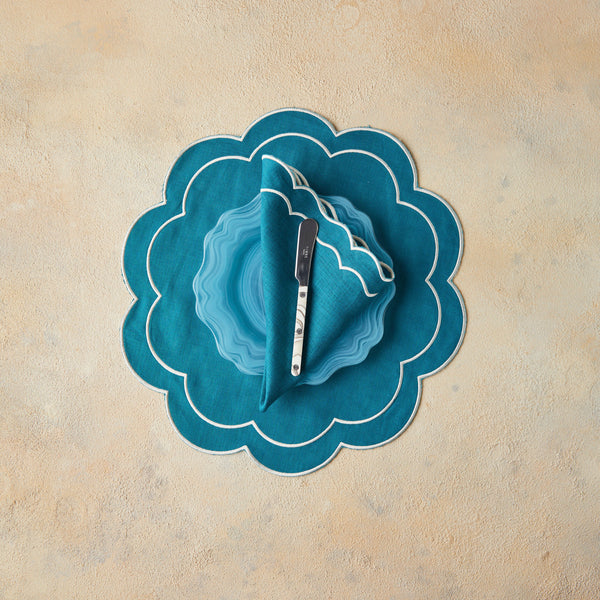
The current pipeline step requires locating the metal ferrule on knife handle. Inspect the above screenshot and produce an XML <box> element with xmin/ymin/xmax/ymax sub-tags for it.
<box><xmin>291</xmin><ymin>285</ymin><xmax>308</xmax><ymax>376</ymax></box>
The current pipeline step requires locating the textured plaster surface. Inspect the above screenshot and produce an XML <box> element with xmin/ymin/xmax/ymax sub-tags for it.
<box><xmin>1</xmin><ymin>1</ymin><xmax>599</xmax><ymax>598</ymax></box>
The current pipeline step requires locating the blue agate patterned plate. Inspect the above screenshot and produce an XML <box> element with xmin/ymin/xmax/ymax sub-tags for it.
<box><xmin>192</xmin><ymin>191</ymin><xmax>395</xmax><ymax>385</ymax></box>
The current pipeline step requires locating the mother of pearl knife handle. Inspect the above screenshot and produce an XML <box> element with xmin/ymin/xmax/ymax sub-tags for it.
<box><xmin>291</xmin><ymin>285</ymin><xmax>308</xmax><ymax>376</ymax></box>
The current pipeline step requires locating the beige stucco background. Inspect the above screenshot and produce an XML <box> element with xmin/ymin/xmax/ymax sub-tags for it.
<box><xmin>2</xmin><ymin>1</ymin><xmax>599</xmax><ymax>598</ymax></box>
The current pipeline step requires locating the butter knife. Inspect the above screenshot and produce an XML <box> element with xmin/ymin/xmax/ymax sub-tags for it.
<box><xmin>291</xmin><ymin>218</ymin><xmax>318</xmax><ymax>376</ymax></box>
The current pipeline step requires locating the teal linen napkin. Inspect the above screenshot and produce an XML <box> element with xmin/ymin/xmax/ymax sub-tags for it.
<box><xmin>259</xmin><ymin>156</ymin><xmax>396</xmax><ymax>411</ymax></box>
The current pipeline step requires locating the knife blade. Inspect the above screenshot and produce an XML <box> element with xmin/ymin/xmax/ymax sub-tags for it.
<box><xmin>291</xmin><ymin>218</ymin><xmax>318</xmax><ymax>377</ymax></box>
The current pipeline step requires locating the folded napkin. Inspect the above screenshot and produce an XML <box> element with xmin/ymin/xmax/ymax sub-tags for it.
<box><xmin>259</xmin><ymin>156</ymin><xmax>396</xmax><ymax>411</ymax></box>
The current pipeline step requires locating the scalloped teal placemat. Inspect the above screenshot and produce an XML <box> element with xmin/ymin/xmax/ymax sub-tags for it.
<box><xmin>122</xmin><ymin>109</ymin><xmax>466</xmax><ymax>475</ymax></box>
